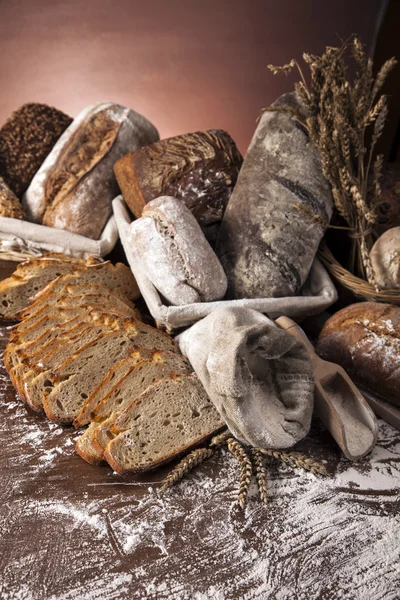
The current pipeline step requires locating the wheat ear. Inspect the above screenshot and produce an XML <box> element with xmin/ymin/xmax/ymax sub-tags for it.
<box><xmin>227</xmin><ymin>438</ymin><xmax>253</xmax><ymax>509</ymax></box>
<box><xmin>159</xmin><ymin>447</ymin><xmax>214</xmax><ymax>495</ymax></box>
<box><xmin>259</xmin><ymin>449</ymin><xmax>328</xmax><ymax>476</ymax></box>
<box><xmin>209</xmin><ymin>428</ymin><xmax>231</xmax><ymax>448</ymax></box>
<box><xmin>251</xmin><ymin>449</ymin><xmax>268</xmax><ymax>504</ymax></box>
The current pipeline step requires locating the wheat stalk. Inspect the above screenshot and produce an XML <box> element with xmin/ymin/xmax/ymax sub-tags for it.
<box><xmin>159</xmin><ymin>447</ymin><xmax>214</xmax><ymax>495</ymax></box>
<box><xmin>226</xmin><ymin>437</ymin><xmax>253</xmax><ymax>509</ymax></box>
<box><xmin>267</xmin><ymin>36</ymin><xmax>397</xmax><ymax>286</ymax></box>
<box><xmin>251</xmin><ymin>449</ymin><xmax>269</xmax><ymax>504</ymax></box>
<box><xmin>259</xmin><ymin>448</ymin><xmax>328</xmax><ymax>476</ymax></box>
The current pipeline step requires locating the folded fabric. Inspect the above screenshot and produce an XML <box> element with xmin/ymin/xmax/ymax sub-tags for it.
<box><xmin>0</xmin><ymin>213</ymin><xmax>118</xmax><ymax>259</ymax></box>
<box><xmin>177</xmin><ymin>307</ymin><xmax>314</xmax><ymax>449</ymax></box>
<box><xmin>113</xmin><ymin>196</ymin><xmax>338</xmax><ymax>330</ymax></box>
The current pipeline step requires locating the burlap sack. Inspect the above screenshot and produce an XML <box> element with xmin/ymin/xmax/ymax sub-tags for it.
<box><xmin>113</xmin><ymin>196</ymin><xmax>338</xmax><ymax>330</ymax></box>
<box><xmin>177</xmin><ymin>307</ymin><xmax>314</xmax><ymax>449</ymax></box>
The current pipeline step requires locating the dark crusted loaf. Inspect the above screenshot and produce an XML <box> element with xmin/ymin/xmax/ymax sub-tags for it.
<box><xmin>215</xmin><ymin>93</ymin><xmax>333</xmax><ymax>299</ymax></box>
<box><xmin>0</xmin><ymin>103</ymin><xmax>72</xmax><ymax>197</ymax></box>
<box><xmin>114</xmin><ymin>129</ymin><xmax>243</xmax><ymax>242</ymax></box>
<box><xmin>316</xmin><ymin>302</ymin><xmax>400</xmax><ymax>407</ymax></box>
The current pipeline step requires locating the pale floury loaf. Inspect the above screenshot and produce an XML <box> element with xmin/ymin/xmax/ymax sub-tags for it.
<box><xmin>216</xmin><ymin>92</ymin><xmax>333</xmax><ymax>299</ymax></box>
<box><xmin>370</xmin><ymin>227</ymin><xmax>400</xmax><ymax>289</ymax></box>
<box><xmin>129</xmin><ymin>196</ymin><xmax>227</xmax><ymax>305</ymax></box>
<box><xmin>23</xmin><ymin>103</ymin><xmax>159</xmax><ymax>239</ymax></box>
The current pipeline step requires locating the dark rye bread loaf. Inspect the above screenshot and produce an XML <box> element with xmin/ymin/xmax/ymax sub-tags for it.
<box><xmin>317</xmin><ymin>302</ymin><xmax>400</xmax><ymax>407</ymax></box>
<box><xmin>215</xmin><ymin>93</ymin><xmax>333</xmax><ymax>298</ymax></box>
<box><xmin>23</xmin><ymin>103</ymin><xmax>159</xmax><ymax>239</ymax></box>
<box><xmin>0</xmin><ymin>103</ymin><xmax>72</xmax><ymax>197</ymax></box>
<box><xmin>114</xmin><ymin>129</ymin><xmax>243</xmax><ymax>243</ymax></box>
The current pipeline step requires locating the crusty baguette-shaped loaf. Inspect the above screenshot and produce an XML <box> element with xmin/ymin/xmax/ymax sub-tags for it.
<box><xmin>129</xmin><ymin>196</ymin><xmax>227</xmax><ymax>305</ymax></box>
<box><xmin>0</xmin><ymin>176</ymin><xmax>25</xmax><ymax>218</ymax></box>
<box><xmin>0</xmin><ymin>103</ymin><xmax>72</xmax><ymax>197</ymax></box>
<box><xmin>43</xmin><ymin>321</ymin><xmax>178</xmax><ymax>422</ymax></box>
<box><xmin>0</xmin><ymin>255</ymin><xmax>98</xmax><ymax>320</ymax></box>
<box><xmin>104</xmin><ymin>374</ymin><xmax>225</xmax><ymax>473</ymax></box>
<box><xmin>23</xmin><ymin>103</ymin><xmax>159</xmax><ymax>239</ymax></box>
<box><xmin>215</xmin><ymin>92</ymin><xmax>333</xmax><ymax>299</ymax></box>
<box><xmin>76</xmin><ymin>351</ymin><xmax>192</xmax><ymax>464</ymax></box>
<box><xmin>317</xmin><ymin>302</ymin><xmax>400</xmax><ymax>407</ymax></box>
<box><xmin>114</xmin><ymin>129</ymin><xmax>242</xmax><ymax>242</ymax></box>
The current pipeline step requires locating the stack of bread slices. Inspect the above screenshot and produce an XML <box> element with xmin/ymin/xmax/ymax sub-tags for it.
<box><xmin>2</xmin><ymin>253</ymin><xmax>224</xmax><ymax>473</ymax></box>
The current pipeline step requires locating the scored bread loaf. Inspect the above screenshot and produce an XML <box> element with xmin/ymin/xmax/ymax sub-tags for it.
<box><xmin>104</xmin><ymin>374</ymin><xmax>225</xmax><ymax>473</ymax></box>
<box><xmin>0</xmin><ymin>176</ymin><xmax>25</xmax><ymax>218</ymax></box>
<box><xmin>43</xmin><ymin>319</ymin><xmax>178</xmax><ymax>422</ymax></box>
<box><xmin>0</xmin><ymin>103</ymin><xmax>72</xmax><ymax>197</ymax></box>
<box><xmin>317</xmin><ymin>302</ymin><xmax>400</xmax><ymax>407</ymax></box>
<box><xmin>215</xmin><ymin>92</ymin><xmax>333</xmax><ymax>298</ymax></box>
<box><xmin>76</xmin><ymin>351</ymin><xmax>192</xmax><ymax>464</ymax></box>
<box><xmin>129</xmin><ymin>196</ymin><xmax>227</xmax><ymax>305</ymax></box>
<box><xmin>114</xmin><ymin>129</ymin><xmax>242</xmax><ymax>243</ymax></box>
<box><xmin>23</xmin><ymin>103</ymin><xmax>159</xmax><ymax>239</ymax></box>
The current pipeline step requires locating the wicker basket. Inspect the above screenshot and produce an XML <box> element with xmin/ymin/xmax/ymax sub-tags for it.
<box><xmin>318</xmin><ymin>241</ymin><xmax>400</xmax><ymax>305</ymax></box>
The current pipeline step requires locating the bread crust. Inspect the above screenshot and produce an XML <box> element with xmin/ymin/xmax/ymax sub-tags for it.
<box><xmin>317</xmin><ymin>302</ymin><xmax>400</xmax><ymax>406</ymax></box>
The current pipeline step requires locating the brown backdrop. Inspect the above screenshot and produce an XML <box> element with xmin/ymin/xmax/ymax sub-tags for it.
<box><xmin>0</xmin><ymin>0</ymin><xmax>386</xmax><ymax>153</ymax></box>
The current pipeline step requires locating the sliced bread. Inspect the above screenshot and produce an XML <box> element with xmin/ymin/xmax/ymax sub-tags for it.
<box><xmin>0</xmin><ymin>255</ymin><xmax>98</xmax><ymax>320</ymax></box>
<box><xmin>43</xmin><ymin>321</ymin><xmax>178</xmax><ymax>423</ymax></box>
<box><xmin>88</xmin><ymin>352</ymin><xmax>192</xmax><ymax>462</ymax></box>
<box><xmin>103</xmin><ymin>374</ymin><xmax>224</xmax><ymax>473</ymax></box>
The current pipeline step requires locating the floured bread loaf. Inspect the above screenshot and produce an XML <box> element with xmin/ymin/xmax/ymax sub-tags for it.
<box><xmin>23</xmin><ymin>102</ymin><xmax>159</xmax><ymax>239</ymax></box>
<box><xmin>114</xmin><ymin>129</ymin><xmax>242</xmax><ymax>243</ymax></box>
<box><xmin>216</xmin><ymin>92</ymin><xmax>333</xmax><ymax>298</ymax></box>
<box><xmin>129</xmin><ymin>196</ymin><xmax>227</xmax><ymax>305</ymax></box>
<box><xmin>370</xmin><ymin>227</ymin><xmax>400</xmax><ymax>289</ymax></box>
<box><xmin>104</xmin><ymin>374</ymin><xmax>225</xmax><ymax>473</ymax></box>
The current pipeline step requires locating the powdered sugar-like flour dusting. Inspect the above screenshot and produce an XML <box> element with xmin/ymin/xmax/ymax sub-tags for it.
<box><xmin>0</xmin><ymin>326</ymin><xmax>399</xmax><ymax>600</ymax></box>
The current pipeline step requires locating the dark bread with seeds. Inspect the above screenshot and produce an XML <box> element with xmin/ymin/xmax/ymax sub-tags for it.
<box><xmin>215</xmin><ymin>92</ymin><xmax>333</xmax><ymax>298</ymax></box>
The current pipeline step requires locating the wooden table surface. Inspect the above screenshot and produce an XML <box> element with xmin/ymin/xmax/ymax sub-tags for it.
<box><xmin>0</xmin><ymin>259</ymin><xmax>399</xmax><ymax>600</ymax></box>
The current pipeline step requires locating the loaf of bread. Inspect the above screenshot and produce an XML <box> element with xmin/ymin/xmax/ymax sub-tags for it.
<box><xmin>129</xmin><ymin>196</ymin><xmax>228</xmax><ymax>305</ymax></box>
<box><xmin>215</xmin><ymin>92</ymin><xmax>333</xmax><ymax>299</ymax></box>
<box><xmin>0</xmin><ymin>176</ymin><xmax>25</xmax><ymax>219</ymax></box>
<box><xmin>317</xmin><ymin>302</ymin><xmax>400</xmax><ymax>406</ymax></box>
<box><xmin>114</xmin><ymin>129</ymin><xmax>242</xmax><ymax>242</ymax></box>
<box><xmin>370</xmin><ymin>227</ymin><xmax>400</xmax><ymax>289</ymax></box>
<box><xmin>0</xmin><ymin>103</ymin><xmax>72</xmax><ymax>197</ymax></box>
<box><xmin>375</xmin><ymin>164</ymin><xmax>400</xmax><ymax>235</ymax></box>
<box><xmin>23</xmin><ymin>103</ymin><xmax>159</xmax><ymax>239</ymax></box>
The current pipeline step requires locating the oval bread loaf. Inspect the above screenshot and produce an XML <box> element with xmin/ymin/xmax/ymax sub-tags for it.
<box><xmin>316</xmin><ymin>302</ymin><xmax>400</xmax><ymax>406</ymax></box>
<box><xmin>23</xmin><ymin>102</ymin><xmax>159</xmax><ymax>240</ymax></box>
<box><xmin>129</xmin><ymin>196</ymin><xmax>228</xmax><ymax>305</ymax></box>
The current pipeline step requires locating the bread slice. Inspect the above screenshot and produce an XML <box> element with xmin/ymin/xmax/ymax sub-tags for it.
<box><xmin>73</xmin><ymin>356</ymin><xmax>146</xmax><ymax>428</ymax></box>
<box><xmin>89</xmin><ymin>351</ymin><xmax>192</xmax><ymax>461</ymax></box>
<box><xmin>17</xmin><ymin>262</ymin><xmax>140</xmax><ymax>320</ymax></box>
<box><xmin>103</xmin><ymin>374</ymin><xmax>224</xmax><ymax>473</ymax></box>
<box><xmin>75</xmin><ymin>427</ymin><xmax>105</xmax><ymax>465</ymax></box>
<box><xmin>43</xmin><ymin>321</ymin><xmax>178</xmax><ymax>423</ymax></box>
<box><xmin>0</xmin><ymin>255</ymin><xmax>98</xmax><ymax>320</ymax></box>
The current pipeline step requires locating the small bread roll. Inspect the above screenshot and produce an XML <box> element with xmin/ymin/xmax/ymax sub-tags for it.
<box><xmin>130</xmin><ymin>196</ymin><xmax>227</xmax><ymax>305</ymax></box>
<box><xmin>370</xmin><ymin>227</ymin><xmax>400</xmax><ymax>289</ymax></box>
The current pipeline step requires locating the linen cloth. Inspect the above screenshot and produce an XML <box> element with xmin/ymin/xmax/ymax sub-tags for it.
<box><xmin>0</xmin><ymin>214</ymin><xmax>118</xmax><ymax>259</ymax></box>
<box><xmin>177</xmin><ymin>307</ymin><xmax>314</xmax><ymax>449</ymax></box>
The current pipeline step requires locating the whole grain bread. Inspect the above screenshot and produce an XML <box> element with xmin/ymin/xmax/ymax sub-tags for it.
<box><xmin>104</xmin><ymin>374</ymin><xmax>225</xmax><ymax>473</ymax></box>
<box><xmin>0</xmin><ymin>255</ymin><xmax>98</xmax><ymax>320</ymax></box>
<box><xmin>43</xmin><ymin>320</ymin><xmax>178</xmax><ymax>422</ymax></box>
<box><xmin>0</xmin><ymin>176</ymin><xmax>25</xmax><ymax>218</ymax></box>
<box><xmin>317</xmin><ymin>302</ymin><xmax>400</xmax><ymax>407</ymax></box>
